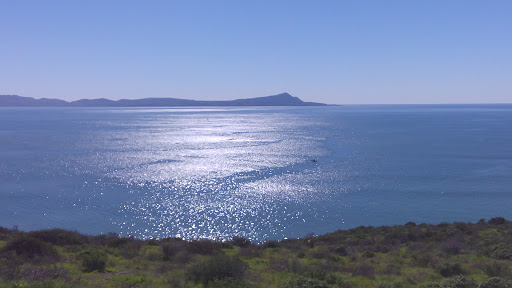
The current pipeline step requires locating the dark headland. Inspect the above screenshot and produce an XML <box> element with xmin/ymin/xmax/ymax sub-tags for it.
<box><xmin>0</xmin><ymin>93</ymin><xmax>328</xmax><ymax>107</ymax></box>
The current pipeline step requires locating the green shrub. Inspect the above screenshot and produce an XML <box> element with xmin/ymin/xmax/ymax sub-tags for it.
<box><xmin>105</xmin><ymin>273</ymin><xmax>151</xmax><ymax>288</ymax></box>
<box><xmin>19</xmin><ymin>264</ymin><xmax>69</xmax><ymax>281</ymax></box>
<box><xmin>144</xmin><ymin>247</ymin><xmax>161</xmax><ymax>261</ymax></box>
<box><xmin>281</xmin><ymin>276</ymin><xmax>332</xmax><ymax>288</ymax></box>
<box><xmin>420</xmin><ymin>284</ymin><xmax>441</xmax><ymax>288</ymax></box>
<box><xmin>262</xmin><ymin>240</ymin><xmax>279</xmax><ymax>249</ymax></box>
<box><xmin>0</xmin><ymin>226</ymin><xmax>12</xmax><ymax>240</ymax></box>
<box><xmin>162</xmin><ymin>238</ymin><xmax>186</xmax><ymax>261</ymax></box>
<box><xmin>441</xmin><ymin>238</ymin><xmax>464</xmax><ymax>255</ymax></box>
<box><xmin>120</xmin><ymin>240</ymin><xmax>142</xmax><ymax>259</ymax></box>
<box><xmin>377</xmin><ymin>283</ymin><xmax>405</xmax><ymax>288</ymax></box>
<box><xmin>439</xmin><ymin>263</ymin><xmax>465</xmax><ymax>277</ymax></box>
<box><xmin>146</xmin><ymin>238</ymin><xmax>159</xmax><ymax>246</ymax></box>
<box><xmin>1</xmin><ymin>236</ymin><xmax>58</xmax><ymax>260</ymax></box>
<box><xmin>107</xmin><ymin>236</ymin><xmax>130</xmax><ymax>248</ymax></box>
<box><xmin>481</xmin><ymin>261</ymin><xmax>510</xmax><ymax>277</ymax></box>
<box><xmin>308</xmin><ymin>270</ymin><xmax>328</xmax><ymax>282</ymax></box>
<box><xmin>79</xmin><ymin>249</ymin><xmax>108</xmax><ymax>272</ymax></box>
<box><xmin>440</xmin><ymin>275</ymin><xmax>477</xmax><ymax>288</ymax></box>
<box><xmin>162</xmin><ymin>242</ymin><xmax>178</xmax><ymax>261</ymax></box>
<box><xmin>375</xmin><ymin>245</ymin><xmax>390</xmax><ymax>253</ymax></box>
<box><xmin>488</xmin><ymin>217</ymin><xmax>506</xmax><ymax>225</ymax></box>
<box><xmin>0</xmin><ymin>251</ymin><xmax>22</xmax><ymax>280</ymax></box>
<box><xmin>230</xmin><ymin>236</ymin><xmax>252</xmax><ymax>248</ymax></box>
<box><xmin>335</xmin><ymin>245</ymin><xmax>348</xmax><ymax>256</ymax></box>
<box><xmin>208</xmin><ymin>277</ymin><xmax>257</xmax><ymax>288</ymax></box>
<box><xmin>352</xmin><ymin>263</ymin><xmax>375</xmax><ymax>278</ymax></box>
<box><xmin>287</xmin><ymin>257</ymin><xmax>303</xmax><ymax>274</ymax></box>
<box><xmin>362</xmin><ymin>251</ymin><xmax>375</xmax><ymax>258</ymax></box>
<box><xmin>104</xmin><ymin>235</ymin><xmax>142</xmax><ymax>259</ymax></box>
<box><xmin>239</xmin><ymin>246</ymin><xmax>261</xmax><ymax>258</ymax></box>
<box><xmin>491</xmin><ymin>249</ymin><xmax>512</xmax><ymax>260</ymax></box>
<box><xmin>187</xmin><ymin>254</ymin><xmax>247</xmax><ymax>286</ymax></box>
<box><xmin>478</xmin><ymin>277</ymin><xmax>512</xmax><ymax>288</ymax></box>
<box><xmin>412</xmin><ymin>252</ymin><xmax>434</xmax><ymax>267</ymax></box>
<box><xmin>28</xmin><ymin>229</ymin><xmax>83</xmax><ymax>246</ymax></box>
<box><xmin>187</xmin><ymin>239</ymin><xmax>220</xmax><ymax>254</ymax></box>
<box><xmin>220</xmin><ymin>242</ymin><xmax>234</xmax><ymax>249</ymax></box>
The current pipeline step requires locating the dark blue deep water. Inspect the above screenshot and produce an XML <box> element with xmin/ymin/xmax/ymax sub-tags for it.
<box><xmin>1</xmin><ymin>105</ymin><xmax>511</xmax><ymax>241</ymax></box>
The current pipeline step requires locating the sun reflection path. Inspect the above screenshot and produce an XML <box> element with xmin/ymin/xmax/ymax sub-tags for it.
<box><xmin>103</xmin><ymin>111</ymin><xmax>333</xmax><ymax>241</ymax></box>
<box><xmin>114</xmin><ymin>167</ymin><xmax>333</xmax><ymax>241</ymax></box>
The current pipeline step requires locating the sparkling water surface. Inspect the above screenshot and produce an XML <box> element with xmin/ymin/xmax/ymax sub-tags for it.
<box><xmin>1</xmin><ymin>105</ymin><xmax>511</xmax><ymax>241</ymax></box>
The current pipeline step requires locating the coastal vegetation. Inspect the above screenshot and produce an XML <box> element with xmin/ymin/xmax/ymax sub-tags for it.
<box><xmin>1</xmin><ymin>218</ymin><xmax>511</xmax><ymax>287</ymax></box>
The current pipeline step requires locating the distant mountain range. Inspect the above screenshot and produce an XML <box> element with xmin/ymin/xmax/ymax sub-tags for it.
<box><xmin>0</xmin><ymin>93</ymin><xmax>328</xmax><ymax>107</ymax></box>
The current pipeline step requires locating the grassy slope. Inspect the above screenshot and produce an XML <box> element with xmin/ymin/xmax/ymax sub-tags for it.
<box><xmin>0</xmin><ymin>217</ymin><xmax>511</xmax><ymax>288</ymax></box>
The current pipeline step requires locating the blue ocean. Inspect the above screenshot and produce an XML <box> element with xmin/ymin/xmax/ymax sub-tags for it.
<box><xmin>1</xmin><ymin>105</ymin><xmax>511</xmax><ymax>242</ymax></box>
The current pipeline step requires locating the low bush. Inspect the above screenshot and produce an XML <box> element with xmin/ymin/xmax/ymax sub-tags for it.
<box><xmin>220</xmin><ymin>242</ymin><xmax>234</xmax><ymax>249</ymax></box>
<box><xmin>376</xmin><ymin>283</ymin><xmax>405</xmax><ymax>288</ymax></box>
<box><xmin>440</xmin><ymin>238</ymin><xmax>464</xmax><ymax>255</ymax></box>
<box><xmin>238</xmin><ymin>246</ymin><xmax>261</xmax><ymax>258</ymax></box>
<box><xmin>362</xmin><ymin>251</ymin><xmax>375</xmax><ymax>258</ymax></box>
<box><xmin>230</xmin><ymin>236</ymin><xmax>252</xmax><ymax>248</ymax></box>
<box><xmin>162</xmin><ymin>238</ymin><xmax>186</xmax><ymax>261</ymax></box>
<box><xmin>0</xmin><ymin>252</ymin><xmax>22</xmax><ymax>280</ymax></box>
<box><xmin>438</xmin><ymin>263</ymin><xmax>465</xmax><ymax>277</ymax></box>
<box><xmin>107</xmin><ymin>236</ymin><xmax>130</xmax><ymax>248</ymax></box>
<box><xmin>120</xmin><ymin>240</ymin><xmax>142</xmax><ymax>259</ymax></box>
<box><xmin>334</xmin><ymin>245</ymin><xmax>348</xmax><ymax>256</ymax></box>
<box><xmin>144</xmin><ymin>247</ymin><xmax>161</xmax><ymax>261</ymax></box>
<box><xmin>187</xmin><ymin>254</ymin><xmax>247</xmax><ymax>286</ymax></box>
<box><xmin>412</xmin><ymin>252</ymin><xmax>434</xmax><ymax>267</ymax></box>
<box><xmin>208</xmin><ymin>277</ymin><xmax>257</xmax><ymax>288</ymax></box>
<box><xmin>481</xmin><ymin>261</ymin><xmax>510</xmax><ymax>277</ymax></box>
<box><xmin>382</xmin><ymin>263</ymin><xmax>402</xmax><ymax>276</ymax></box>
<box><xmin>491</xmin><ymin>249</ymin><xmax>512</xmax><ymax>260</ymax></box>
<box><xmin>307</xmin><ymin>269</ymin><xmax>328</xmax><ymax>282</ymax></box>
<box><xmin>478</xmin><ymin>277</ymin><xmax>512</xmax><ymax>288</ymax></box>
<box><xmin>0</xmin><ymin>226</ymin><xmax>12</xmax><ymax>240</ymax></box>
<box><xmin>281</xmin><ymin>276</ymin><xmax>332</xmax><ymax>288</ymax></box>
<box><xmin>488</xmin><ymin>217</ymin><xmax>506</xmax><ymax>225</ymax></box>
<box><xmin>28</xmin><ymin>229</ymin><xmax>83</xmax><ymax>246</ymax></box>
<box><xmin>286</xmin><ymin>257</ymin><xmax>303</xmax><ymax>274</ymax></box>
<box><xmin>1</xmin><ymin>236</ymin><xmax>58</xmax><ymax>260</ymax></box>
<box><xmin>146</xmin><ymin>238</ymin><xmax>159</xmax><ymax>246</ymax></box>
<box><xmin>375</xmin><ymin>245</ymin><xmax>390</xmax><ymax>253</ymax></box>
<box><xmin>311</xmin><ymin>248</ymin><xmax>331</xmax><ymax>259</ymax></box>
<box><xmin>105</xmin><ymin>273</ymin><xmax>151</xmax><ymax>288</ymax></box>
<box><xmin>79</xmin><ymin>249</ymin><xmax>108</xmax><ymax>272</ymax></box>
<box><xmin>187</xmin><ymin>239</ymin><xmax>220</xmax><ymax>255</ymax></box>
<box><xmin>352</xmin><ymin>263</ymin><xmax>375</xmax><ymax>279</ymax></box>
<box><xmin>440</xmin><ymin>275</ymin><xmax>477</xmax><ymax>288</ymax></box>
<box><xmin>19</xmin><ymin>264</ymin><xmax>69</xmax><ymax>281</ymax></box>
<box><xmin>261</xmin><ymin>240</ymin><xmax>279</xmax><ymax>249</ymax></box>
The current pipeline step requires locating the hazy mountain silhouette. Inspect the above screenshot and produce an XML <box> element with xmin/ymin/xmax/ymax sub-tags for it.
<box><xmin>0</xmin><ymin>93</ymin><xmax>327</xmax><ymax>107</ymax></box>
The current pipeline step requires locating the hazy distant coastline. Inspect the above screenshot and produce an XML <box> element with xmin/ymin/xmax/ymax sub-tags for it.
<box><xmin>0</xmin><ymin>93</ymin><xmax>328</xmax><ymax>107</ymax></box>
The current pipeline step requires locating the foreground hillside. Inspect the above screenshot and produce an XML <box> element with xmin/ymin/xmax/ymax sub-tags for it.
<box><xmin>1</xmin><ymin>218</ymin><xmax>511</xmax><ymax>288</ymax></box>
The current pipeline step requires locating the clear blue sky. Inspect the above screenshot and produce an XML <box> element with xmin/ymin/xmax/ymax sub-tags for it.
<box><xmin>1</xmin><ymin>0</ymin><xmax>511</xmax><ymax>104</ymax></box>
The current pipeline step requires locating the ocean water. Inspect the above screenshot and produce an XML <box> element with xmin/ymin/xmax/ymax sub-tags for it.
<box><xmin>1</xmin><ymin>105</ymin><xmax>511</xmax><ymax>241</ymax></box>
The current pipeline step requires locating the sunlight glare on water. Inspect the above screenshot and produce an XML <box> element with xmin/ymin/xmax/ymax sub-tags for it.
<box><xmin>83</xmin><ymin>109</ymin><xmax>329</xmax><ymax>240</ymax></box>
